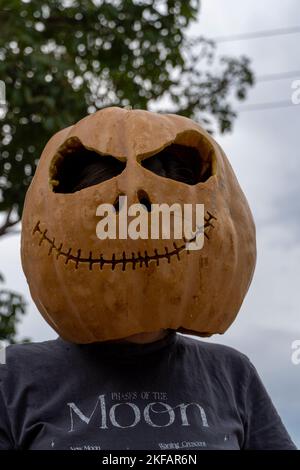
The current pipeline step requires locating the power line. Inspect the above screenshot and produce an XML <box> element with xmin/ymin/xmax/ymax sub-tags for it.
<box><xmin>238</xmin><ymin>100</ymin><xmax>297</xmax><ymax>112</ymax></box>
<box><xmin>256</xmin><ymin>70</ymin><xmax>300</xmax><ymax>82</ymax></box>
<box><xmin>212</xmin><ymin>25</ymin><xmax>300</xmax><ymax>43</ymax></box>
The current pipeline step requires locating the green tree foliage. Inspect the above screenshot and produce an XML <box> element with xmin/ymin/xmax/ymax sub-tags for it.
<box><xmin>0</xmin><ymin>272</ymin><xmax>27</xmax><ymax>342</ymax></box>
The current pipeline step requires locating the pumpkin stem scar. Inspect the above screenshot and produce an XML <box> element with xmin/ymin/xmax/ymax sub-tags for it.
<box><xmin>31</xmin><ymin>213</ymin><xmax>216</xmax><ymax>271</ymax></box>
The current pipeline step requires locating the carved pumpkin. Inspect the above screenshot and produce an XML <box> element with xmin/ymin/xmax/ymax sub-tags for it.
<box><xmin>21</xmin><ymin>107</ymin><xmax>256</xmax><ymax>343</ymax></box>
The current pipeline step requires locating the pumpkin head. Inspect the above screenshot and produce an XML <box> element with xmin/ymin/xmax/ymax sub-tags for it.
<box><xmin>21</xmin><ymin>107</ymin><xmax>256</xmax><ymax>343</ymax></box>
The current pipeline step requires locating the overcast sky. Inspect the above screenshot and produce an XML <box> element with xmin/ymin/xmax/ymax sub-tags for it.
<box><xmin>0</xmin><ymin>0</ymin><xmax>299</xmax><ymax>447</ymax></box>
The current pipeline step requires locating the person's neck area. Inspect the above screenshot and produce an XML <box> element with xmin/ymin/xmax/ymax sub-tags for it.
<box><xmin>108</xmin><ymin>329</ymin><xmax>169</xmax><ymax>344</ymax></box>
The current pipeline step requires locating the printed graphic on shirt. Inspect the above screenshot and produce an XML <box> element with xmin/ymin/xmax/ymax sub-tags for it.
<box><xmin>45</xmin><ymin>390</ymin><xmax>236</xmax><ymax>450</ymax></box>
<box><xmin>67</xmin><ymin>391</ymin><xmax>209</xmax><ymax>431</ymax></box>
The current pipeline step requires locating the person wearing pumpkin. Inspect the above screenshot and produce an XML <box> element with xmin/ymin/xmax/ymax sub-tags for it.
<box><xmin>0</xmin><ymin>108</ymin><xmax>296</xmax><ymax>450</ymax></box>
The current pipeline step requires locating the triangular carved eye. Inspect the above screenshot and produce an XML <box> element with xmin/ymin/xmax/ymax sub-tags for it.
<box><xmin>141</xmin><ymin>143</ymin><xmax>212</xmax><ymax>185</ymax></box>
<box><xmin>50</xmin><ymin>139</ymin><xmax>126</xmax><ymax>193</ymax></box>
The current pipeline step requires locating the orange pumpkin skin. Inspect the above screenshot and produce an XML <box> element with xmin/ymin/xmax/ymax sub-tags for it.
<box><xmin>21</xmin><ymin>107</ymin><xmax>256</xmax><ymax>343</ymax></box>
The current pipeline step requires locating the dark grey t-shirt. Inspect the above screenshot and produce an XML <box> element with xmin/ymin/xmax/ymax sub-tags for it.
<box><xmin>0</xmin><ymin>332</ymin><xmax>296</xmax><ymax>450</ymax></box>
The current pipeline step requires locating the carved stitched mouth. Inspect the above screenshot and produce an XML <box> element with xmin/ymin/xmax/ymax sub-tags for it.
<box><xmin>32</xmin><ymin>211</ymin><xmax>216</xmax><ymax>271</ymax></box>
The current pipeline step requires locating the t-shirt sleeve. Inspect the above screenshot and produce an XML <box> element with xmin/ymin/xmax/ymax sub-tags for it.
<box><xmin>242</xmin><ymin>361</ymin><xmax>297</xmax><ymax>450</ymax></box>
<box><xmin>0</xmin><ymin>367</ymin><xmax>14</xmax><ymax>450</ymax></box>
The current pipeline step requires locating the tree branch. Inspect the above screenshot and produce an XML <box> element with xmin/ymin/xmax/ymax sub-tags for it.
<box><xmin>0</xmin><ymin>209</ymin><xmax>21</xmax><ymax>237</ymax></box>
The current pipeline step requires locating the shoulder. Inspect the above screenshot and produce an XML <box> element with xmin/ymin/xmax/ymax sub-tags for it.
<box><xmin>177</xmin><ymin>333</ymin><xmax>250</xmax><ymax>360</ymax></box>
<box><xmin>6</xmin><ymin>338</ymin><xmax>65</xmax><ymax>361</ymax></box>
<box><xmin>0</xmin><ymin>338</ymin><xmax>69</xmax><ymax>382</ymax></box>
<box><xmin>176</xmin><ymin>334</ymin><xmax>254</xmax><ymax>379</ymax></box>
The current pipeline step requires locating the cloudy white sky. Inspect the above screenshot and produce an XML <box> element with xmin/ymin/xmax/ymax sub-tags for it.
<box><xmin>0</xmin><ymin>0</ymin><xmax>299</xmax><ymax>447</ymax></box>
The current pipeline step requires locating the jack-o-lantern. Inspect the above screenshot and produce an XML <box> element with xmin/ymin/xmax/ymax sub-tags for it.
<box><xmin>21</xmin><ymin>107</ymin><xmax>256</xmax><ymax>343</ymax></box>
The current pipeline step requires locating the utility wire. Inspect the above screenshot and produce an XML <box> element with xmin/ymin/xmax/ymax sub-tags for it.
<box><xmin>256</xmin><ymin>70</ymin><xmax>300</xmax><ymax>82</ymax></box>
<box><xmin>237</xmin><ymin>100</ymin><xmax>297</xmax><ymax>112</ymax></box>
<box><xmin>238</xmin><ymin>72</ymin><xmax>300</xmax><ymax>112</ymax></box>
<box><xmin>212</xmin><ymin>25</ymin><xmax>300</xmax><ymax>43</ymax></box>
